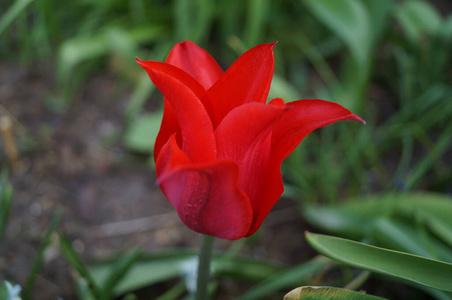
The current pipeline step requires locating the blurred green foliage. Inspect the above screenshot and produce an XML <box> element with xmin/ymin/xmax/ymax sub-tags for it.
<box><xmin>0</xmin><ymin>169</ymin><xmax>12</xmax><ymax>244</ymax></box>
<box><xmin>1</xmin><ymin>0</ymin><xmax>452</xmax><ymax>298</ymax></box>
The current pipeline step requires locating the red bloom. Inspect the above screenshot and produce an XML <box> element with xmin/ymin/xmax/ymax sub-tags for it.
<box><xmin>137</xmin><ymin>41</ymin><xmax>364</xmax><ymax>240</ymax></box>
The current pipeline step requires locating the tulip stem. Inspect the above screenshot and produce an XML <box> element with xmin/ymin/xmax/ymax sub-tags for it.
<box><xmin>195</xmin><ymin>234</ymin><xmax>215</xmax><ymax>300</ymax></box>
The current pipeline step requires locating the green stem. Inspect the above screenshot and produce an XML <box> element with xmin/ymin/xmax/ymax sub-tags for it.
<box><xmin>195</xmin><ymin>234</ymin><xmax>215</xmax><ymax>300</ymax></box>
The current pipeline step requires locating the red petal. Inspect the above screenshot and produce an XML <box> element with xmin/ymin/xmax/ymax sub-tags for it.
<box><xmin>166</xmin><ymin>41</ymin><xmax>223</xmax><ymax>90</ymax></box>
<box><xmin>156</xmin><ymin>135</ymin><xmax>253</xmax><ymax>240</ymax></box>
<box><xmin>245</xmin><ymin>155</ymin><xmax>283</xmax><ymax>237</ymax></box>
<box><xmin>154</xmin><ymin>99</ymin><xmax>180</xmax><ymax>162</ymax></box>
<box><xmin>271</xmin><ymin>99</ymin><xmax>365</xmax><ymax>163</ymax></box>
<box><xmin>207</xmin><ymin>43</ymin><xmax>276</xmax><ymax>128</ymax></box>
<box><xmin>245</xmin><ymin>99</ymin><xmax>365</xmax><ymax>236</ymax></box>
<box><xmin>214</xmin><ymin>101</ymin><xmax>288</xmax><ymax>238</ymax></box>
<box><xmin>215</xmin><ymin>101</ymin><xmax>284</xmax><ymax>163</ymax></box>
<box><xmin>136</xmin><ymin>58</ymin><xmax>216</xmax><ymax>163</ymax></box>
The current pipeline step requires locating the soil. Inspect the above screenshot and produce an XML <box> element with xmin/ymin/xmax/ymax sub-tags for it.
<box><xmin>0</xmin><ymin>62</ymin><xmax>312</xmax><ymax>300</ymax></box>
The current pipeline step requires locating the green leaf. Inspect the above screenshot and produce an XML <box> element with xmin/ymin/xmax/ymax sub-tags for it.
<box><xmin>60</xmin><ymin>233</ymin><xmax>102</xmax><ymax>299</ymax></box>
<box><xmin>371</xmin><ymin>217</ymin><xmax>452</xmax><ymax>264</ymax></box>
<box><xmin>361</xmin><ymin>0</ymin><xmax>393</xmax><ymax>47</ymax></box>
<box><xmin>405</xmin><ymin>124</ymin><xmax>452</xmax><ymax>189</ymax></box>
<box><xmin>125</xmin><ymin>74</ymin><xmax>156</xmax><ymax>121</ymax></box>
<box><xmin>174</xmin><ymin>0</ymin><xmax>214</xmax><ymax>43</ymax></box>
<box><xmin>424</xmin><ymin>216</ymin><xmax>452</xmax><ymax>249</ymax></box>
<box><xmin>302</xmin><ymin>0</ymin><xmax>371</xmax><ymax>68</ymax></box>
<box><xmin>302</xmin><ymin>0</ymin><xmax>392</xmax><ymax>114</ymax></box>
<box><xmin>0</xmin><ymin>0</ymin><xmax>35</xmax><ymax>36</ymax></box>
<box><xmin>442</xmin><ymin>15</ymin><xmax>452</xmax><ymax>42</ymax></box>
<box><xmin>87</xmin><ymin>251</ymin><xmax>282</xmax><ymax>297</ymax></box>
<box><xmin>100</xmin><ymin>249</ymin><xmax>141</xmax><ymax>300</ymax></box>
<box><xmin>23</xmin><ymin>210</ymin><xmax>61</xmax><ymax>300</ymax></box>
<box><xmin>244</xmin><ymin>0</ymin><xmax>270</xmax><ymax>47</ymax></box>
<box><xmin>371</xmin><ymin>218</ymin><xmax>448</xmax><ymax>261</ymax></box>
<box><xmin>58</xmin><ymin>26</ymin><xmax>162</xmax><ymax>79</ymax></box>
<box><xmin>305</xmin><ymin>232</ymin><xmax>452</xmax><ymax>292</ymax></box>
<box><xmin>0</xmin><ymin>169</ymin><xmax>12</xmax><ymax>244</ymax></box>
<box><xmin>89</xmin><ymin>252</ymin><xmax>192</xmax><ymax>296</ymax></box>
<box><xmin>154</xmin><ymin>281</ymin><xmax>186</xmax><ymax>300</ymax></box>
<box><xmin>303</xmin><ymin>192</ymin><xmax>452</xmax><ymax>241</ymax></box>
<box><xmin>237</xmin><ymin>256</ymin><xmax>330</xmax><ymax>300</ymax></box>
<box><xmin>268</xmin><ymin>75</ymin><xmax>301</xmax><ymax>103</ymax></box>
<box><xmin>0</xmin><ymin>283</ymin><xmax>5</xmax><ymax>299</ymax></box>
<box><xmin>121</xmin><ymin>294</ymin><xmax>138</xmax><ymax>300</ymax></box>
<box><xmin>395</xmin><ymin>0</ymin><xmax>442</xmax><ymax>43</ymax></box>
<box><xmin>123</xmin><ymin>111</ymin><xmax>163</xmax><ymax>153</ymax></box>
<box><xmin>284</xmin><ymin>286</ymin><xmax>388</xmax><ymax>300</ymax></box>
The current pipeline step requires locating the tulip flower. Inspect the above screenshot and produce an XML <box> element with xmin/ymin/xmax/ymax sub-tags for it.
<box><xmin>136</xmin><ymin>41</ymin><xmax>364</xmax><ymax>240</ymax></box>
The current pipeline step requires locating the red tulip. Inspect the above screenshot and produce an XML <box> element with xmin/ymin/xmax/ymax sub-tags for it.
<box><xmin>136</xmin><ymin>41</ymin><xmax>364</xmax><ymax>240</ymax></box>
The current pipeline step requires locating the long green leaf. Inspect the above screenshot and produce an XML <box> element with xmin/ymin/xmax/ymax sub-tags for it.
<box><xmin>87</xmin><ymin>251</ymin><xmax>282</xmax><ymax>297</ymax></box>
<box><xmin>372</xmin><ymin>218</ymin><xmax>435</xmax><ymax>259</ymax></box>
<box><xmin>89</xmin><ymin>252</ymin><xmax>194</xmax><ymax>296</ymax></box>
<box><xmin>306</xmin><ymin>232</ymin><xmax>452</xmax><ymax>292</ymax></box>
<box><xmin>303</xmin><ymin>192</ymin><xmax>452</xmax><ymax>240</ymax></box>
<box><xmin>284</xmin><ymin>286</ymin><xmax>388</xmax><ymax>300</ymax></box>
<box><xmin>424</xmin><ymin>216</ymin><xmax>452</xmax><ymax>249</ymax></box>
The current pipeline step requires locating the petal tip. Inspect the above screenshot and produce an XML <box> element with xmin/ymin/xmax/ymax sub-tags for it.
<box><xmin>135</xmin><ymin>57</ymin><xmax>144</xmax><ymax>65</ymax></box>
<box><xmin>271</xmin><ymin>41</ymin><xmax>278</xmax><ymax>49</ymax></box>
<box><xmin>352</xmin><ymin>115</ymin><xmax>366</xmax><ymax>124</ymax></box>
<box><xmin>173</xmin><ymin>40</ymin><xmax>197</xmax><ymax>51</ymax></box>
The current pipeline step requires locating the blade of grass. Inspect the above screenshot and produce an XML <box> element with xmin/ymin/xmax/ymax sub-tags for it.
<box><xmin>302</xmin><ymin>0</ymin><xmax>371</xmax><ymax>69</ymax></box>
<box><xmin>22</xmin><ymin>210</ymin><xmax>61</xmax><ymax>300</ymax></box>
<box><xmin>100</xmin><ymin>249</ymin><xmax>141</xmax><ymax>300</ymax></box>
<box><xmin>155</xmin><ymin>281</ymin><xmax>187</xmax><ymax>300</ymax></box>
<box><xmin>174</xmin><ymin>0</ymin><xmax>213</xmax><ymax>43</ymax></box>
<box><xmin>405</xmin><ymin>123</ymin><xmax>452</xmax><ymax>189</ymax></box>
<box><xmin>395</xmin><ymin>0</ymin><xmax>442</xmax><ymax>44</ymax></box>
<box><xmin>237</xmin><ymin>256</ymin><xmax>330</xmax><ymax>300</ymax></box>
<box><xmin>244</xmin><ymin>0</ymin><xmax>269</xmax><ymax>47</ymax></box>
<box><xmin>0</xmin><ymin>0</ymin><xmax>35</xmax><ymax>36</ymax></box>
<box><xmin>59</xmin><ymin>233</ymin><xmax>102</xmax><ymax>299</ymax></box>
<box><xmin>0</xmin><ymin>169</ymin><xmax>12</xmax><ymax>244</ymax></box>
<box><xmin>294</xmin><ymin>33</ymin><xmax>341</xmax><ymax>96</ymax></box>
